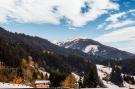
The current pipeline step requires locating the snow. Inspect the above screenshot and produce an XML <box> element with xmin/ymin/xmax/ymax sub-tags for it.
<box><xmin>35</xmin><ymin>80</ymin><xmax>50</xmax><ymax>84</ymax></box>
<box><xmin>0</xmin><ymin>82</ymin><xmax>32</xmax><ymax>88</ymax></box>
<box><xmin>39</xmin><ymin>69</ymin><xmax>50</xmax><ymax>77</ymax></box>
<box><xmin>52</xmin><ymin>38</ymin><xmax>87</xmax><ymax>46</ymax></box>
<box><xmin>101</xmin><ymin>50</ymin><xmax>106</xmax><ymax>53</ymax></box>
<box><xmin>51</xmin><ymin>40</ymin><xmax>59</xmax><ymax>44</ymax></box>
<box><xmin>96</xmin><ymin>64</ymin><xmax>135</xmax><ymax>89</ymax></box>
<box><xmin>63</xmin><ymin>37</ymin><xmax>88</xmax><ymax>43</ymax></box>
<box><xmin>83</xmin><ymin>45</ymin><xmax>99</xmax><ymax>54</ymax></box>
<box><xmin>97</xmin><ymin>64</ymin><xmax>112</xmax><ymax>74</ymax></box>
<box><xmin>72</xmin><ymin>72</ymin><xmax>80</xmax><ymax>82</ymax></box>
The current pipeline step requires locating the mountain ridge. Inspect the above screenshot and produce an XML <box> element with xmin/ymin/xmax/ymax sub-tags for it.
<box><xmin>54</xmin><ymin>38</ymin><xmax>135</xmax><ymax>61</ymax></box>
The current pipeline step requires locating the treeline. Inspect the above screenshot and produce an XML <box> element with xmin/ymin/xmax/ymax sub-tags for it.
<box><xmin>110</xmin><ymin>65</ymin><xmax>135</xmax><ymax>87</ymax></box>
<box><xmin>49</xmin><ymin>70</ymin><xmax>99</xmax><ymax>88</ymax></box>
<box><xmin>96</xmin><ymin>58</ymin><xmax>135</xmax><ymax>76</ymax></box>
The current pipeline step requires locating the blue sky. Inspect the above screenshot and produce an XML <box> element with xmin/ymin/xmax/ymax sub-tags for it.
<box><xmin>0</xmin><ymin>0</ymin><xmax>135</xmax><ymax>53</ymax></box>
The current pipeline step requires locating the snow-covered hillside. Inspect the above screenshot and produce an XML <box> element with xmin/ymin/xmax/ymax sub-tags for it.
<box><xmin>0</xmin><ymin>82</ymin><xmax>32</xmax><ymax>88</ymax></box>
<box><xmin>97</xmin><ymin>64</ymin><xmax>135</xmax><ymax>89</ymax></box>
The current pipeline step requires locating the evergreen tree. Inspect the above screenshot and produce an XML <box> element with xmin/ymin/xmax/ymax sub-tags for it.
<box><xmin>131</xmin><ymin>77</ymin><xmax>135</xmax><ymax>84</ymax></box>
<box><xmin>110</xmin><ymin>66</ymin><xmax>123</xmax><ymax>87</ymax></box>
<box><xmin>49</xmin><ymin>71</ymin><xmax>66</xmax><ymax>87</ymax></box>
<box><xmin>83</xmin><ymin>70</ymin><xmax>98</xmax><ymax>88</ymax></box>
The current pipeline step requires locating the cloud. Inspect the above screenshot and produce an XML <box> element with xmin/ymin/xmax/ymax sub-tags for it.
<box><xmin>106</xmin><ymin>12</ymin><xmax>126</xmax><ymax>22</ymax></box>
<box><xmin>97</xmin><ymin>9</ymin><xmax>135</xmax><ymax>30</ymax></box>
<box><xmin>106</xmin><ymin>9</ymin><xmax>135</xmax><ymax>22</ymax></box>
<box><xmin>68</xmin><ymin>27</ymin><xmax>77</xmax><ymax>30</ymax></box>
<box><xmin>0</xmin><ymin>0</ymin><xmax>17</xmax><ymax>23</ymax></box>
<box><xmin>105</xmin><ymin>20</ymin><xmax>135</xmax><ymax>30</ymax></box>
<box><xmin>0</xmin><ymin>0</ymin><xmax>119</xmax><ymax>27</ymax></box>
<box><xmin>95</xmin><ymin>26</ymin><xmax>135</xmax><ymax>53</ymax></box>
<box><xmin>120</xmin><ymin>46</ymin><xmax>135</xmax><ymax>54</ymax></box>
<box><xmin>95</xmin><ymin>26</ymin><xmax>135</xmax><ymax>42</ymax></box>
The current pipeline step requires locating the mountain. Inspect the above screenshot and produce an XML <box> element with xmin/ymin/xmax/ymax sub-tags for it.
<box><xmin>0</xmin><ymin>29</ymin><xmax>90</xmax><ymax>60</ymax></box>
<box><xmin>0</xmin><ymin>27</ymin><xmax>100</xmax><ymax>87</ymax></box>
<box><xmin>54</xmin><ymin>38</ymin><xmax>135</xmax><ymax>62</ymax></box>
<box><xmin>54</xmin><ymin>38</ymin><xmax>135</xmax><ymax>75</ymax></box>
<box><xmin>0</xmin><ymin>27</ymin><xmax>94</xmax><ymax>72</ymax></box>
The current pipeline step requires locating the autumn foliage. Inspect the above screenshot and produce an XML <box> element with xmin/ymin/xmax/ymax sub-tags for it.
<box><xmin>61</xmin><ymin>73</ymin><xmax>76</xmax><ymax>88</ymax></box>
<box><xmin>13</xmin><ymin>77</ymin><xmax>23</xmax><ymax>84</ymax></box>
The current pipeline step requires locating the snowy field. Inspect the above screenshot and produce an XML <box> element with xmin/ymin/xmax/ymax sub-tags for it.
<box><xmin>97</xmin><ymin>64</ymin><xmax>135</xmax><ymax>89</ymax></box>
<box><xmin>0</xmin><ymin>82</ymin><xmax>32</xmax><ymax>88</ymax></box>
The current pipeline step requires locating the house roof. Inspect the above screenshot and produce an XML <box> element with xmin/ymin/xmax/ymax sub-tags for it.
<box><xmin>35</xmin><ymin>80</ymin><xmax>50</xmax><ymax>84</ymax></box>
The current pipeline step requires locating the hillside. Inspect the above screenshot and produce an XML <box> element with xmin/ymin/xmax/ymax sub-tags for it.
<box><xmin>54</xmin><ymin>38</ymin><xmax>135</xmax><ymax>75</ymax></box>
<box><xmin>0</xmin><ymin>27</ymin><xmax>99</xmax><ymax>87</ymax></box>
<box><xmin>97</xmin><ymin>64</ymin><xmax>135</xmax><ymax>89</ymax></box>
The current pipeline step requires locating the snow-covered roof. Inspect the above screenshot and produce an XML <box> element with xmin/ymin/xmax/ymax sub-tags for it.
<box><xmin>35</xmin><ymin>80</ymin><xmax>50</xmax><ymax>84</ymax></box>
<box><xmin>39</xmin><ymin>69</ymin><xmax>50</xmax><ymax>77</ymax></box>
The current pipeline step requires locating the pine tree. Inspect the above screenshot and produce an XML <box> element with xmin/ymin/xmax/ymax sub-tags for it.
<box><xmin>110</xmin><ymin>66</ymin><xmax>123</xmax><ymax>87</ymax></box>
<box><xmin>83</xmin><ymin>70</ymin><xmax>98</xmax><ymax>88</ymax></box>
<box><xmin>131</xmin><ymin>77</ymin><xmax>135</xmax><ymax>84</ymax></box>
<box><xmin>49</xmin><ymin>71</ymin><xmax>66</xmax><ymax>87</ymax></box>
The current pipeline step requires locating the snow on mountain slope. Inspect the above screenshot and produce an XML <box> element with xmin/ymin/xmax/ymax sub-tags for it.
<box><xmin>97</xmin><ymin>64</ymin><xmax>135</xmax><ymax>89</ymax></box>
<box><xmin>0</xmin><ymin>82</ymin><xmax>32</xmax><ymax>88</ymax></box>
<box><xmin>83</xmin><ymin>45</ymin><xmax>99</xmax><ymax>54</ymax></box>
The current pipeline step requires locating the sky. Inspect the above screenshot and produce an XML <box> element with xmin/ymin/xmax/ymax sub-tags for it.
<box><xmin>0</xmin><ymin>0</ymin><xmax>135</xmax><ymax>53</ymax></box>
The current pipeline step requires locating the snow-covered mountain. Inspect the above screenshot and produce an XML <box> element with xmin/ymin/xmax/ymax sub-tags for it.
<box><xmin>54</xmin><ymin>38</ymin><xmax>135</xmax><ymax>61</ymax></box>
